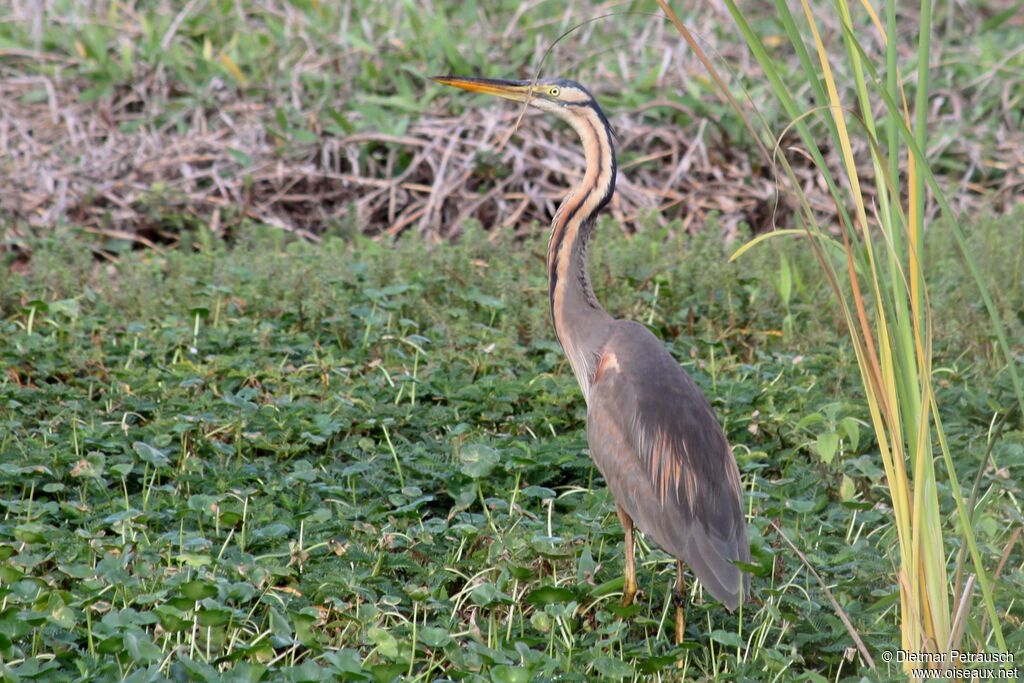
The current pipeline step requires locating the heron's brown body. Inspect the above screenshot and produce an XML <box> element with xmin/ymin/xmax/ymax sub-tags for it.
<box><xmin>434</xmin><ymin>75</ymin><xmax>749</xmax><ymax>639</ymax></box>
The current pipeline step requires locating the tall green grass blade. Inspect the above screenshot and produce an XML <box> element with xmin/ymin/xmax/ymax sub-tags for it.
<box><xmin>723</xmin><ymin>0</ymin><xmax>857</xmax><ymax>242</ymax></box>
<box><xmin>839</xmin><ymin>31</ymin><xmax>1024</xmax><ymax>420</ymax></box>
<box><xmin>684</xmin><ymin>0</ymin><xmax>1016</xmax><ymax>662</ymax></box>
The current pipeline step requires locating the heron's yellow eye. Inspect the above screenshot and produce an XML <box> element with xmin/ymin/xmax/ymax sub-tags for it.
<box><xmin>548</xmin><ymin>87</ymin><xmax>560</xmax><ymax>98</ymax></box>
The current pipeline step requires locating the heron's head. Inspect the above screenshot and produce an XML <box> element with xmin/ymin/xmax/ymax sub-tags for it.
<box><xmin>432</xmin><ymin>75</ymin><xmax>596</xmax><ymax>119</ymax></box>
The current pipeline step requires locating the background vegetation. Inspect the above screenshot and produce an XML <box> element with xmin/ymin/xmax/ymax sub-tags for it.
<box><xmin>1</xmin><ymin>0</ymin><xmax>1022</xmax><ymax>680</ymax></box>
<box><xmin>2</xmin><ymin>0</ymin><xmax>1020</xmax><ymax>243</ymax></box>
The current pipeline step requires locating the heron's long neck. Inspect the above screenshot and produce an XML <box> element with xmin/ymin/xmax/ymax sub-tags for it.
<box><xmin>547</xmin><ymin>104</ymin><xmax>617</xmax><ymax>403</ymax></box>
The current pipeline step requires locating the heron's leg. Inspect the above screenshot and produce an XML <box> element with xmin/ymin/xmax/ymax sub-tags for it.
<box><xmin>616</xmin><ymin>505</ymin><xmax>637</xmax><ymax>606</ymax></box>
<box><xmin>674</xmin><ymin>560</ymin><xmax>686</xmax><ymax>644</ymax></box>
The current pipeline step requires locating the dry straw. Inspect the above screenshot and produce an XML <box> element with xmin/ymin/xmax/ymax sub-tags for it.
<box><xmin>1</xmin><ymin>2</ymin><xmax>1019</xmax><ymax>254</ymax></box>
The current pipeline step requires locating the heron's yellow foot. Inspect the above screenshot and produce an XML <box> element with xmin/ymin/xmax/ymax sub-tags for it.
<box><xmin>674</xmin><ymin>603</ymin><xmax>685</xmax><ymax>645</ymax></box>
<box><xmin>617</xmin><ymin>506</ymin><xmax>638</xmax><ymax>607</ymax></box>
<box><xmin>674</xmin><ymin>560</ymin><xmax>686</xmax><ymax>645</ymax></box>
<box><xmin>622</xmin><ymin>576</ymin><xmax>638</xmax><ymax>607</ymax></box>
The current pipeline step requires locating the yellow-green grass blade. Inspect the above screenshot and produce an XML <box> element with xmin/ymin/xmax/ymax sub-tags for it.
<box><xmin>723</xmin><ymin>0</ymin><xmax>859</xmax><ymax>245</ymax></box>
<box><xmin>682</xmin><ymin>0</ymin><xmax>1014</xmax><ymax>660</ymax></box>
<box><xmin>838</xmin><ymin>29</ymin><xmax>1024</xmax><ymax>420</ymax></box>
<box><xmin>728</xmin><ymin>230</ymin><xmax>809</xmax><ymax>262</ymax></box>
<box><xmin>931</xmin><ymin>395</ymin><xmax>1008</xmax><ymax>655</ymax></box>
<box><xmin>801</xmin><ymin>2</ymin><xmax>1007</xmax><ymax>654</ymax></box>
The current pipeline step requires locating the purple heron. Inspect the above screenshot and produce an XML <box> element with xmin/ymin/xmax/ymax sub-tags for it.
<box><xmin>433</xmin><ymin>75</ymin><xmax>750</xmax><ymax>644</ymax></box>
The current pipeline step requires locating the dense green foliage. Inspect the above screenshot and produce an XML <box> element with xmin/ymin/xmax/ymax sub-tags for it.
<box><xmin>2</xmin><ymin>0</ymin><xmax>1022</xmax><ymax>679</ymax></box>
<box><xmin>1</xmin><ymin>216</ymin><xmax>1021</xmax><ymax>680</ymax></box>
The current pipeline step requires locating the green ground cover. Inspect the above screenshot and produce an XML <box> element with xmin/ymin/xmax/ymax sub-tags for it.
<box><xmin>1</xmin><ymin>214</ymin><xmax>1021</xmax><ymax>680</ymax></box>
<box><xmin>2</xmin><ymin>0</ymin><xmax>1022</xmax><ymax>680</ymax></box>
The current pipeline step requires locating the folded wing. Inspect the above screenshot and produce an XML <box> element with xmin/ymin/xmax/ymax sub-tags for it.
<box><xmin>586</xmin><ymin>321</ymin><xmax>750</xmax><ymax>609</ymax></box>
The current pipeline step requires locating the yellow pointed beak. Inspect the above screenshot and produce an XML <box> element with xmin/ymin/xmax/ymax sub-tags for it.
<box><xmin>431</xmin><ymin>76</ymin><xmax>536</xmax><ymax>103</ymax></box>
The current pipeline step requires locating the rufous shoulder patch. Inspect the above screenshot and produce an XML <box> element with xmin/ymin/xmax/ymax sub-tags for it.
<box><xmin>594</xmin><ymin>351</ymin><xmax>621</xmax><ymax>383</ymax></box>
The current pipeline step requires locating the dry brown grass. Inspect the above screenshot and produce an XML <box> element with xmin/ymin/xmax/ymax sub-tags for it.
<box><xmin>0</xmin><ymin>73</ymin><xmax>789</xmax><ymax>243</ymax></box>
<box><xmin>1</xmin><ymin>1</ymin><xmax>1020</xmax><ymax>256</ymax></box>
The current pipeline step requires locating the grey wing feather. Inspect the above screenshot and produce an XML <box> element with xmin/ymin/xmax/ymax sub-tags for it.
<box><xmin>586</xmin><ymin>321</ymin><xmax>750</xmax><ymax>609</ymax></box>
